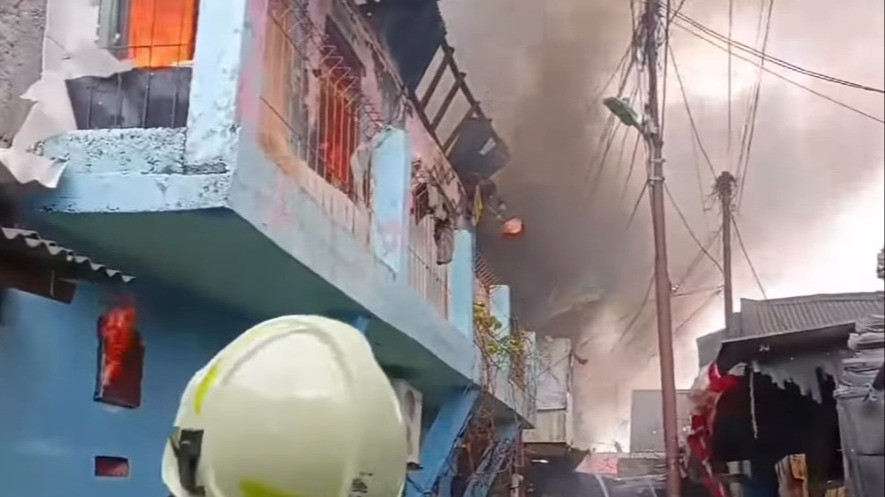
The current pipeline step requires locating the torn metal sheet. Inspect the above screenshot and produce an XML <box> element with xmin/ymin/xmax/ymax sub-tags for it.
<box><xmin>751</xmin><ymin>352</ymin><xmax>842</xmax><ymax>403</ymax></box>
<box><xmin>0</xmin><ymin>227</ymin><xmax>133</xmax><ymax>284</ymax></box>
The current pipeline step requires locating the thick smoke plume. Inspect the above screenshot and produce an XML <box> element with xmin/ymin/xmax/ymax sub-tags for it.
<box><xmin>442</xmin><ymin>0</ymin><xmax>884</xmax><ymax>450</ymax></box>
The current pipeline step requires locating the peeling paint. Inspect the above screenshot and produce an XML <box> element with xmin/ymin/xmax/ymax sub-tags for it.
<box><xmin>184</xmin><ymin>0</ymin><xmax>248</xmax><ymax>169</ymax></box>
<box><xmin>37</xmin><ymin>128</ymin><xmax>188</xmax><ymax>175</ymax></box>
<box><xmin>39</xmin><ymin>173</ymin><xmax>231</xmax><ymax>214</ymax></box>
<box><xmin>0</xmin><ymin>0</ymin><xmax>131</xmax><ymax>187</ymax></box>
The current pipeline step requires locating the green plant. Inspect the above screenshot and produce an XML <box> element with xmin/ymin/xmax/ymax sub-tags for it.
<box><xmin>473</xmin><ymin>302</ymin><xmax>528</xmax><ymax>362</ymax></box>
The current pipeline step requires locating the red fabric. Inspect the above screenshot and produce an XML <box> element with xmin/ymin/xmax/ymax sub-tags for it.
<box><xmin>684</xmin><ymin>363</ymin><xmax>743</xmax><ymax>497</ymax></box>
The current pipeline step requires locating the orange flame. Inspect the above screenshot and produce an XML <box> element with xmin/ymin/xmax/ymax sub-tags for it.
<box><xmin>100</xmin><ymin>306</ymin><xmax>138</xmax><ymax>389</ymax></box>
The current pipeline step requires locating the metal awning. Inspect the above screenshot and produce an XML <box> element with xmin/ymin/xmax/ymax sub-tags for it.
<box><xmin>1</xmin><ymin>227</ymin><xmax>133</xmax><ymax>284</ymax></box>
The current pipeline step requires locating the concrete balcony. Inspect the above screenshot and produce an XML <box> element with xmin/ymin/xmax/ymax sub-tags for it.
<box><xmin>23</xmin><ymin>0</ymin><xmax>532</xmax><ymax>420</ymax></box>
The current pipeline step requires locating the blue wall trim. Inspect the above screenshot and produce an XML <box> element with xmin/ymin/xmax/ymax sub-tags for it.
<box><xmin>451</xmin><ymin>229</ymin><xmax>475</xmax><ymax>340</ymax></box>
<box><xmin>461</xmin><ymin>420</ymin><xmax>520</xmax><ymax>497</ymax></box>
<box><xmin>489</xmin><ymin>284</ymin><xmax>512</xmax><ymax>376</ymax></box>
<box><xmin>406</xmin><ymin>388</ymin><xmax>479</xmax><ymax>497</ymax></box>
<box><xmin>371</xmin><ymin>129</ymin><xmax>412</xmax><ymax>276</ymax></box>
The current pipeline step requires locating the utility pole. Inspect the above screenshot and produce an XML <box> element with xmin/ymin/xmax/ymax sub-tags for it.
<box><xmin>716</xmin><ymin>172</ymin><xmax>736</xmax><ymax>328</ymax></box>
<box><xmin>641</xmin><ymin>1</ymin><xmax>681</xmax><ymax>496</ymax></box>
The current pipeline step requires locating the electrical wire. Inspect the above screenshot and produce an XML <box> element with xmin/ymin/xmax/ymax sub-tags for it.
<box><xmin>674</xmin><ymin>287</ymin><xmax>723</xmax><ymax>336</ymax></box>
<box><xmin>667</xmin><ymin>44</ymin><xmax>718</xmax><ymax>176</ymax></box>
<box><xmin>586</xmin><ymin>85</ymin><xmax>641</xmax><ymax>202</ymax></box>
<box><xmin>536</xmin><ymin>225</ymin><xmax>722</xmax><ymax>378</ymax></box>
<box><xmin>731</xmin><ymin>215</ymin><xmax>768</xmax><ymax>299</ymax></box>
<box><xmin>668</xmin><ymin>9</ymin><xmax>885</xmax><ymax>94</ymax></box>
<box><xmin>625</xmin><ymin>181</ymin><xmax>649</xmax><ymax>232</ymax></box>
<box><xmin>735</xmin><ymin>0</ymin><xmax>775</xmax><ymax>210</ymax></box>
<box><xmin>727</xmin><ymin>0</ymin><xmax>734</xmax><ymax>170</ymax></box>
<box><xmin>671</xmin><ymin>20</ymin><xmax>885</xmax><ymax>124</ymax></box>
<box><xmin>660</xmin><ymin>0</ymin><xmax>673</xmax><ymax>136</ymax></box>
<box><xmin>664</xmin><ymin>183</ymin><xmax>723</xmax><ymax>273</ymax></box>
<box><xmin>618</xmin><ymin>133</ymin><xmax>645</xmax><ymax>203</ymax></box>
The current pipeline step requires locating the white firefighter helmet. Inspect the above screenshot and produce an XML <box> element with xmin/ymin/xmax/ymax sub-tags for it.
<box><xmin>161</xmin><ymin>315</ymin><xmax>407</xmax><ymax>497</ymax></box>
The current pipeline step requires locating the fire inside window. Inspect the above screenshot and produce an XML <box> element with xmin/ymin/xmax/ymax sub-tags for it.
<box><xmin>99</xmin><ymin>0</ymin><xmax>199</xmax><ymax>68</ymax></box>
<box><xmin>317</xmin><ymin>21</ymin><xmax>365</xmax><ymax>198</ymax></box>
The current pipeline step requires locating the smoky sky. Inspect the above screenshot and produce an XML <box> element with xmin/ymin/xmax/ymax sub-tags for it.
<box><xmin>441</xmin><ymin>0</ymin><xmax>884</xmax><ymax>448</ymax></box>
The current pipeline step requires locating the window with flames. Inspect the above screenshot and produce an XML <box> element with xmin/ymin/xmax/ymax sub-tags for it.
<box><xmin>260</xmin><ymin>1</ymin><xmax>369</xmax><ymax>202</ymax></box>
<box><xmin>316</xmin><ymin>21</ymin><xmax>364</xmax><ymax>198</ymax></box>
<box><xmin>99</xmin><ymin>0</ymin><xmax>198</xmax><ymax>68</ymax></box>
<box><xmin>94</xmin><ymin>305</ymin><xmax>144</xmax><ymax>409</ymax></box>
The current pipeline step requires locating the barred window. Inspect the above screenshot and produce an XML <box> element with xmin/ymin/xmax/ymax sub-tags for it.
<box><xmin>260</xmin><ymin>0</ymin><xmax>368</xmax><ymax>201</ymax></box>
<box><xmin>317</xmin><ymin>21</ymin><xmax>363</xmax><ymax>195</ymax></box>
<box><xmin>98</xmin><ymin>0</ymin><xmax>199</xmax><ymax>68</ymax></box>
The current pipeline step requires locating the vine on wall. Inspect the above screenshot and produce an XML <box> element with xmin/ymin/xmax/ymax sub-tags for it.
<box><xmin>472</xmin><ymin>302</ymin><xmax>530</xmax><ymax>389</ymax></box>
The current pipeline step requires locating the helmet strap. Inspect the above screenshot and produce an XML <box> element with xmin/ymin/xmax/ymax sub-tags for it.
<box><xmin>171</xmin><ymin>428</ymin><xmax>206</xmax><ymax>495</ymax></box>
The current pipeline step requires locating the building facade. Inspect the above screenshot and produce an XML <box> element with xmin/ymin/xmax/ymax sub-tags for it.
<box><xmin>0</xmin><ymin>0</ymin><xmax>534</xmax><ymax>495</ymax></box>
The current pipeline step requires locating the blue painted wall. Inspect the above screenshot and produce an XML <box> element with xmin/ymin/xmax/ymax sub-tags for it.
<box><xmin>490</xmin><ymin>285</ymin><xmax>512</xmax><ymax>375</ymax></box>
<box><xmin>371</xmin><ymin>129</ymin><xmax>412</xmax><ymax>276</ymax></box>
<box><xmin>451</xmin><ymin>229</ymin><xmax>475</xmax><ymax>340</ymax></box>
<box><xmin>0</xmin><ymin>283</ymin><xmax>253</xmax><ymax>497</ymax></box>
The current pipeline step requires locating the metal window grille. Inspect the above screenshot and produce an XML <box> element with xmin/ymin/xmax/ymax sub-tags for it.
<box><xmin>260</xmin><ymin>0</ymin><xmax>383</xmax><ymax>204</ymax></box>
<box><xmin>99</xmin><ymin>0</ymin><xmax>197</xmax><ymax>68</ymax></box>
<box><xmin>408</xmin><ymin>168</ymin><xmax>453</xmax><ymax>319</ymax></box>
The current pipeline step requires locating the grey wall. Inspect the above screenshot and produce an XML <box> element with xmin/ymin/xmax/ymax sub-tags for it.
<box><xmin>629</xmin><ymin>389</ymin><xmax>692</xmax><ymax>453</ymax></box>
<box><xmin>0</xmin><ymin>0</ymin><xmax>46</xmax><ymax>151</ymax></box>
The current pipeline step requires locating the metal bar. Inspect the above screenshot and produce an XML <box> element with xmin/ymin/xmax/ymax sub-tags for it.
<box><xmin>420</xmin><ymin>45</ymin><xmax>454</xmax><ymax>109</ymax></box>
<box><xmin>442</xmin><ymin>107</ymin><xmax>474</xmax><ymax>154</ymax></box>
<box><xmin>431</xmin><ymin>72</ymin><xmax>465</xmax><ymax>131</ymax></box>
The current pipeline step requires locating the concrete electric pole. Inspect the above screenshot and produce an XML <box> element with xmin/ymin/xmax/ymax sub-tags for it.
<box><xmin>716</xmin><ymin>172</ymin><xmax>737</xmax><ymax>327</ymax></box>
<box><xmin>642</xmin><ymin>2</ymin><xmax>682</xmax><ymax>496</ymax></box>
<box><xmin>603</xmin><ymin>4</ymin><xmax>681</xmax><ymax>494</ymax></box>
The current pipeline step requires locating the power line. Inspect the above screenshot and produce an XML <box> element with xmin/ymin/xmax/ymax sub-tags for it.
<box><xmin>731</xmin><ymin>215</ymin><xmax>768</xmax><ymax>299</ymax></box>
<box><xmin>674</xmin><ymin>287</ymin><xmax>723</xmax><ymax>336</ymax></box>
<box><xmin>735</xmin><ymin>0</ymin><xmax>776</xmax><ymax>210</ymax></box>
<box><xmin>625</xmin><ymin>181</ymin><xmax>649</xmax><ymax>232</ymax></box>
<box><xmin>664</xmin><ymin>183</ymin><xmax>723</xmax><ymax>273</ymax></box>
<box><xmin>667</xmin><ymin>44</ymin><xmax>718</xmax><ymax>177</ymax></box>
<box><xmin>669</xmin><ymin>9</ymin><xmax>885</xmax><ymax>94</ymax></box>
<box><xmin>619</xmin><ymin>132</ymin><xmax>645</xmax><ymax>203</ymax></box>
<box><xmin>727</xmin><ymin>0</ymin><xmax>735</xmax><ymax>170</ymax></box>
<box><xmin>671</xmin><ymin>20</ymin><xmax>885</xmax><ymax>124</ymax></box>
<box><xmin>537</xmin><ymin>224</ymin><xmax>723</xmax><ymax>378</ymax></box>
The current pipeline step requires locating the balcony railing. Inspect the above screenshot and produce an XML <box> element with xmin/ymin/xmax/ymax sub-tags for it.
<box><xmin>407</xmin><ymin>160</ymin><xmax>460</xmax><ymax>319</ymax></box>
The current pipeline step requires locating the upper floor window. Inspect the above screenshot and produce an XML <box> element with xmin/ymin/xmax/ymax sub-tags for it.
<box><xmin>99</xmin><ymin>0</ymin><xmax>199</xmax><ymax>68</ymax></box>
<box><xmin>66</xmin><ymin>0</ymin><xmax>197</xmax><ymax>129</ymax></box>
<box><xmin>260</xmin><ymin>0</ymin><xmax>370</xmax><ymax>203</ymax></box>
<box><xmin>317</xmin><ymin>21</ymin><xmax>364</xmax><ymax>197</ymax></box>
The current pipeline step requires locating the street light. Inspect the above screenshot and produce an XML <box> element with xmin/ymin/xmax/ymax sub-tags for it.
<box><xmin>603</xmin><ymin>97</ymin><xmax>643</xmax><ymax>129</ymax></box>
<box><xmin>604</xmin><ymin>90</ymin><xmax>682</xmax><ymax>497</ymax></box>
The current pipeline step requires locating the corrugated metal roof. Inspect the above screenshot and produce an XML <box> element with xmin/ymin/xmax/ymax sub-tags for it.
<box><xmin>733</xmin><ymin>292</ymin><xmax>884</xmax><ymax>338</ymax></box>
<box><xmin>0</xmin><ymin>227</ymin><xmax>133</xmax><ymax>284</ymax></box>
